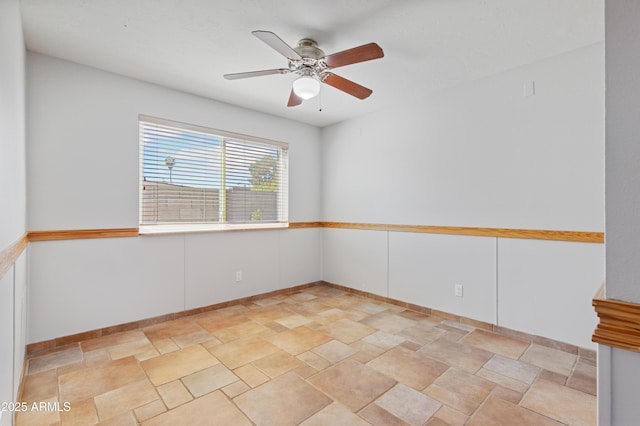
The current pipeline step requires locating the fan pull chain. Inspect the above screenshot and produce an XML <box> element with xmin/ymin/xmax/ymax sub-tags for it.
<box><xmin>318</xmin><ymin>89</ymin><xmax>323</xmax><ymax>112</ymax></box>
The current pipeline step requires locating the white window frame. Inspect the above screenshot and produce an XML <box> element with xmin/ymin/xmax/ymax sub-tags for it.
<box><xmin>139</xmin><ymin>115</ymin><xmax>289</xmax><ymax>234</ymax></box>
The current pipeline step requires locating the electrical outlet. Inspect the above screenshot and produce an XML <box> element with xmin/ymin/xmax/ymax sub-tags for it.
<box><xmin>235</xmin><ymin>271</ymin><xmax>242</xmax><ymax>282</ymax></box>
<box><xmin>454</xmin><ymin>284</ymin><xmax>463</xmax><ymax>297</ymax></box>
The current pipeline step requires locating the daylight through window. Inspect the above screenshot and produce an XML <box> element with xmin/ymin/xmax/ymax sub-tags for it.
<box><xmin>139</xmin><ymin>116</ymin><xmax>288</xmax><ymax>232</ymax></box>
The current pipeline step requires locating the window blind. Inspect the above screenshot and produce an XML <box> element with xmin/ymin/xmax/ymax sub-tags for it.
<box><xmin>140</xmin><ymin>116</ymin><xmax>288</xmax><ymax>228</ymax></box>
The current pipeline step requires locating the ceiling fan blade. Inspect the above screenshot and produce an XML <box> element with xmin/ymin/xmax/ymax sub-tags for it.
<box><xmin>224</xmin><ymin>68</ymin><xmax>289</xmax><ymax>80</ymax></box>
<box><xmin>287</xmin><ymin>89</ymin><xmax>303</xmax><ymax>107</ymax></box>
<box><xmin>252</xmin><ymin>30</ymin><xmax>302</xmax><ymax>60</ymax></box>
<box><xmin>322</xmin><ymin>43</ymin><xmax>384</xmax><ymax>68</ymax></box>
<box><xmin>323</xmin><ymin>73</ymin><xmax>373</xmax><ymax>99</ymax></box>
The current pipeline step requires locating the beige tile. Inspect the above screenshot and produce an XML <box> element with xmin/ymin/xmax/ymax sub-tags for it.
<box><xmin>467</xmin><ymin>395</ymin><xmax>561</xmax><ymax>426</ymax></box>
<box><xmin>460</xmin><ymin>329</ymin><xmax>530</xmax><ymax>359</ymax></box>
<box><xmin>308</xmin><ymin>359</ymin><xmax>396</xmax><ymax>411</ymax></box>
<box><xmin>361</xmin><ymin>312</ymin><xmax>417</xmax><ymax>334</ymax></box>
<box><xmin>28</xmin><ymin>346</ymin><xmax>84</xmax><ymax>375</ymax></box>
<box><xmin>425</xmin><ymin>368</ymin><xmax>495</xmax><ymax>415</ymax></box>
<box><xmin>20</xmin><ymin>369</ymin><xmax>58</xmax><ymax>402</ymax></box>
<box><xmin>287</xmin><ymin>292</ymin><xmax>318</xmax><ymax>302</ymax></box>
<box><xmin>134</xmin><ymin>400</ymin><xmax>167</xmax><ymax>423</ymax></box>
<box><xmin>482</xmin><ymin>354</ymin><xmax>540</xmax><ymax>384</ymax></box>
<box><xmin>194</xmin><ymin>310</ymin><xmax>249</xmax><ymax>333</ymax></box>
<box><xmin>489</xmin><ymin>385</ymin><xmax>523</xmax><ymax>404</ymax></box>
<box><xmin>538</xmin><ymin>368</ymin><xmax>568</xmax><ymax>385</ymax></box>
<box><xmin>222</xmin><ymin>380</ymin><xmax>250</xmax><ymax>398</ymax></box>
<box><xmin>171</xmin><ymin>329</ymin><xmax>217</xmax><ymax>348</ymax></box>
<box><xmin>94</xmin><ymin>379</ymin><xmax>159</xmax><ymax>421</ymax></box>
<box><xmin>200</xmin><ymin>337</ymin><xmax>223</xmax><ymax>353</ymax></box>
<box><xmin>263</xmin><ymin>320</ymin><xmax>290</xmax><ymax>333</ymax></box>
<box><xmin>96</xmin><ymin>410</ymin><xmax>138</xmax><ymax>425</ymax></box>
<box><xmin>233</xmin><ymin>363</ymin><xmax>270</xmax><ymax>388</ymax></box>
<box><xmin>211</xmin><ymin>320</ymin><xmax>269</xmax><ymax>342</ymax></box>
<box><xmin>143</xmin><ymin>390</ymin><xmax>252</xmax><ymax>426</ymax></box>
<box><xmin>396</xmin><ymin>309</ymin><xmax>431</xmax><ymax>322</ymax></box>
<box><xmin>275</xmin><ymin>314</ymin><xmax>314</xmax><ymax>328</ymax></box>
<box><xmin>151</xmin><ymin>337</ymin><xmax>180</xmax><ymax>354</ymax></box>
<box><xmin>399</xmin><ymin>324</ymin><xmax>445</xmax><ymax>346</ymax></box>
<box><xmin>298</xmin><ymin>350</ymin><xmax>333</xmax><ymax>370</ymax></box>
<box><xmin>141</xmin><ymin>344</ymin><xmax>219</xmax><ymax>386</ymax></box>
<box><xmin>181</xmin><ymin>364</ymin><xmax>238</xmax><ymax>397</ymax></box>
<box><xmin>294</xmin><ymin>363</ymin><xmax>319</xmax><ymax>379</ymax></box>
<box><xmin>567</xmin><ymin>359</ymin><xmax>597</xmax><ymax>395</ymax></box>
<box><xmin>157</xmin><ymin>380</ymin><xmax>192</xmax><ymax>409</ymax></box>
<box><xmin>209</xmin><ymin>335</ymin><xmax>280</xmax><ymax>369</ymax></box>
<box><xmin>361</xmin><ymin>330</ymin><xmax>406</xmax><ymax>349</ymax></box>
<box><xmin>520</xmin><ymin>378</ymin><xmax>596</xmax><ymax>425</ymax></box>
<box><xmin>367</xmin><ymin>347</ymin><xmax>448</xmax><ymax>390</ymax></box>
<box><xmin>520</xmin><ymin>344</ymin><xmax>577</xmax><ymax>376</ymax></box>
<box><xmin>356</xmin><ymin>302</ymin><xmax>388</xmax><ymax>314</ymax></box>
<box><xmin>252</xmin><ymin>350</ymin><xmax>305</xmax><ymax>378</ymax></box>
<box><xmin>57</xmin><ymin>360</ymin><xmax>85</xmax><ymax>376</ymax></box>
<box><xmin>234</xmin><ymin>372</ymin><xmax>332</xmax><ymax>426</ymax></box>
<box><xmin>400</xmin><ymin>340</ymin><xmax>422</xmax><ymax>351</ymax></box>
<box><xmin>376</xmin><ymin>383</ymin><xmax>442</xmax><ymax>426</ymax></box>
<box><xmin>60</xmin><ymin>398</ymin><xmax>99</xmax><ymax>426</ymax></box>
<box><xmin>84</xmin><ymin>348</ymin><xmax>111</xmax><ymax>366</ymax></box>
<box><xmin>14</xmin><ymin>397</ymin><xmax>61</xmax><ymax>426</ymax></box>
<box><xmin>441</xmin><ymin>320</ymin><xmax>475</xmax><ymax>332</ymax></box>
<box><xmin>358</xmin><ymin>403</ymin><xmax>410</xmax><ymax>426</ymax></box>
<box><xmin>300</xmin><ymin>402</ymin><xmax>371</xmax><ymax>426</ymax></box>
<box><xmin>81</xmin><ymin>330</ymin><xmax>147</xmax><ymax>352</ymax></box>
<box><xmin>252</xmin><ymin>296</ymin><xmax>283</xmax><ymax>307</ymax></box>
<box><xmin>59</xmin><ymin>356</ymin><xmax>147</xmax><ymax>402</ymax></box>
<box><xmin>426</xmin><ymin>416</ymin><xmax>457</xmax><ymax>426</ymax></box>
<box><xmin>419</xmin><ymin>338</ymin><xmax>493</xmax><ymax>373</ymax></box>
<box><xmin>322</xmin><ymin>318</ymin><xmax>376</xmax><ymax>344</ymax></box>
<box><xmin>476</xmin><ymin>367</ymin><xmax>530</xmax><ymax>393</ymax></box>
<box><xmin>107</xmin><ymin>338</ymin><xmax>159</xmax><ymax>361</ymax></box>
<box><xmin>266</xmin><ymin>325</ymin><xmax>332</xmax><ymax>355</ymax></box>
<box><xmin>143</xmin><ymin>318</ymin><xmax>204</xmax><ymax>341</ymax></box>
<box><xmin>314</xmin><ymin>308</ymin><xmax>349</xmax><ymax>324</ymax></box>
<box><xmin>433</xmin><ymin>405</ymin><xmax>468</xmax><ymax>426</ymax></box>
<box><xmin>350</xmin><ymin>340</ymin><xmax>387</xmax><ymax>360</ymax></box>
<box><xmin>245</xmin><ymin>305</ymin><xmax>295</xmax><ymax>323</ymax></box>
<box><xmin>312</xmin><ymin>340</ymin><xmax>358</xmax><ymax>363</ymax></box>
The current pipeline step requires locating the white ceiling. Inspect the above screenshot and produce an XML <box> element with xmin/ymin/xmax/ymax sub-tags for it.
<box><xmin>20</xmin><ymin>0</ymin><xmax>603</xmax><ymax>128</ymax></box>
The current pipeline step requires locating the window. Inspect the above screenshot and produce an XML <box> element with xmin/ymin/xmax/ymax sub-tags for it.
<box><xmin>139</xmin><ymin>115</ymin><xmax>288</xmax><ymax>233</ymax></box>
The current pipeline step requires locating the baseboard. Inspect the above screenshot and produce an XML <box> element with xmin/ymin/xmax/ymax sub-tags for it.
<box><xmin>26</xmin><ymin>280</ymin><xmax>596</xmax><ymax>361</ymax></box>
<box><xmin>322</xmin><ymin>281</ymin><xmax>596</xmax><ymax>361</ymax></box>
<box><xmin>26</xmin><ymin>281</ymin><xmax>320</xmax><ymax>356</ymax></box>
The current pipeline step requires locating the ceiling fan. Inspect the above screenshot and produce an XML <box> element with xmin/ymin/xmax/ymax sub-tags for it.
<box><xmin>224</xmin><ymin>31</ymin><xmax>384</xmax><ymax>107</ymax></box>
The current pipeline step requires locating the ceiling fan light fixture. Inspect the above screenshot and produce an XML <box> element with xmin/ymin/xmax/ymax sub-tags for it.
<box><xmin>292</xmin><ymin>75</ymin><xmax>320</xmax><ymax>100</ymax></box>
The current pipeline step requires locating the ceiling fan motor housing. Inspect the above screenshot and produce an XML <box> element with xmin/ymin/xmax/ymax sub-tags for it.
<box><xmin>291</xmin><ymin>39</ymin><xmax>328</xmax><ymax>79</ymax></box>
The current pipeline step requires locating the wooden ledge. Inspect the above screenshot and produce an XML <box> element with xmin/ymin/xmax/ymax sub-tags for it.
<box><xmin>593</xmin><ymin>285</ymin><xmax>640</xmax><ymax>352</ymax></box>
<box><xmin>0</xmin><ymin>234</ymin><xmax>28</xmax><ymax>279</ymax></box>
<box><xmin>22</xmin><ymin>223</ymin><xmax>604</xmax><ymax>243</ymax></box>
<box><xmin>28</xmin><ymin>228</ymin><xmax>140</xmax><ymax>241</ymax></box>
<box><xmin>322</xmin><ymin>222</ymin><xmax>604</xmax><ymax>243</ymax></box>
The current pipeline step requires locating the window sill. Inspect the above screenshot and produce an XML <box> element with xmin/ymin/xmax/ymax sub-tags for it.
<box><xmin>139</xmin><ymin>223</ymin><xmax>289</xmax><ymax>235</ymax></box>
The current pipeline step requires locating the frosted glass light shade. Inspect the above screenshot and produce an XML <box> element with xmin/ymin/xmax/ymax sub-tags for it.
<box><xmin>292</xmin><ymin>75</ymin><xmax>320</xmax><ymax>99</ymax></box>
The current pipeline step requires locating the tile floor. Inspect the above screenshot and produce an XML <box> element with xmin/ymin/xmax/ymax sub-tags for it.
<box><xmin>18</xmin><ymin>285</ymin><xmax>596</xmax><ymax>425</ymax></box>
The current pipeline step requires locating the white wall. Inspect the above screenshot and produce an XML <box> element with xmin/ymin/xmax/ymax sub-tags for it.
<box><xmin>497</xmin><ymin>239</ymin><xmax>603</xmax><ymax>347</ymax></box>
<box><xmin>321</xmin><ymin>44</ymin><xmax>605</xmax><ymax>349</ymax></box>
<box><xmin>600</xmin><ymin>0</ymin><xmax>640</xmax><ymax>424</ymax></box>
<box><xmin>0</xmin><ymin>0</ymin><xmax>27</xmax><ymax>424</ymax></box>
<box><xmin>26</xmin><ymin>53</ymin><xmax>322</xmax><ymax>342</ymax></box>
<box><xmin>321</xmin><ymin>43</ymin><xmax>603</xmax><ymax>231</ymax></box>
<box><xmin>605</xmin><ymin>0</ymin><xmax>640</xmax><ymax>305</ymax></box>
